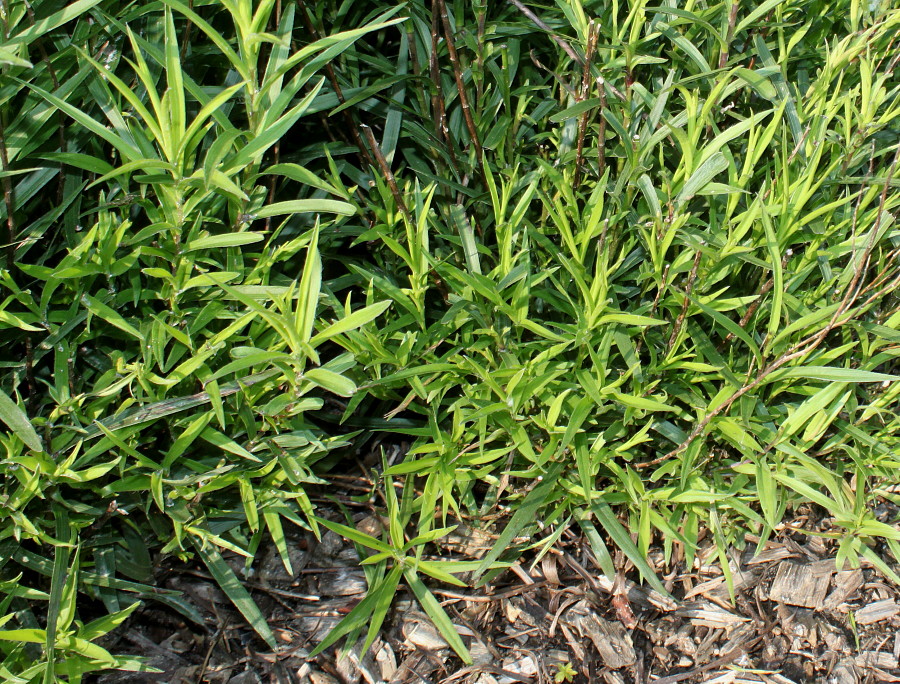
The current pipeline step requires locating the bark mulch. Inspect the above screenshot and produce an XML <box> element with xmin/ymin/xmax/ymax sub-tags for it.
<box><xmin>95</xmin><ymin>496</ymin><xmax>900</xmax><ymax>684</ymax></box>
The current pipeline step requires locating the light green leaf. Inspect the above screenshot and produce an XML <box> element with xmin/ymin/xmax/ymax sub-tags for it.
<box><xmin>549</xmin><ymin>97</ymin><xmax>602</xmax><ymax>123</ymax></box>
<box><xmin>404</xmin><ymin>570</ymin><xmax>472</xmax><ymax>664</ymax></box>
<box><xmin>474</xmin><ymin>462</ymin><xmax>565</xmax><ymax>581</ymax></box>
<box><xmin>598</xmin><ymin>313</ymin><xmax>667</xmax><ymax>326</ymax></box>
<box><xmin>610</xmin><ymin>392</ymin><xmax>677</xmax><ymax>412</ymax></box>
<box><xmin>677</xmin><ymin>152</ymin><xmax>729</xmax><ymax>204</ymax></box>
<box><xmin>304</xmin><ymin>368</ymin><xmax>356</xmax><ymax>397</ymax></box>
<box><xmin>733</xmin><ymin>67</ymin><xmax>778</xmax><ymax>101</ymax></box>
<box><xmin>311</xmin><ymin>301</ymin><xmax>392</xmax><ymax>345</ymax></box>
<box><xmin>591</xmin><ymin>501</ymin><xmax>671</xmax><ymax>597</ymax></box>
<box><xmin>0</xmin><ymin>389</ymin><xmax>42</xmax><ymax>452</ymax></box>
<box><xmin>81</xmin><ymin>294</ymin><xmax>145</xmax><ymax>342</ymax></box>
<box><xmin>255</xmin><ymin>199</ymin><xmax>356</xmax><ymax>218</ymax></box>
<box><xmin>316</xmin><ymin>518</ymin><xmax>394</xmax><ymax>553</ymax></box>
<box><xmin>308</xmin><ymin>565</ymin><xmax>403</xmax><ymax>658</ymax></box>
<box><xmin>184</xmin><ymin>233</ymin><xmax>265</xmax><ymax>251</ymax></box>
<box><xmin>774</xmin><ymin>367</ymin><xmax>897</xmax><ymax>383</ymax></box>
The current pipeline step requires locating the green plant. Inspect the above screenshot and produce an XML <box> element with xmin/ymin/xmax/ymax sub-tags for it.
<box><xmin>0</xmin><ymin>0</ymin><xmax>402</xmax><ymax>678</ymax></box>
<box><xmin>2</xmin><ymin>0</ymin><xmax>900</xmax><ymax>674</ymax></box>
<box><xmin>332</xmin><ymin>0</ymin><xmax>900</xmax><ymax>616</ymax></box>
<box><xmin>309</xmin><ymin>462</ymin><xmax>509</xmax><ymax>664</ymax></box>
<box><xmin>554</xmin><ymin>661</ymin><xmax>578</xmax><ymax>683</ymax></box>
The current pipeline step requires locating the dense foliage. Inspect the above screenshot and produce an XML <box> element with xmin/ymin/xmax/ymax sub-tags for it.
<box><xmin>0</xmin><ymin>0</ymin><xmax>899</xmax><ymax>677</ymax></box>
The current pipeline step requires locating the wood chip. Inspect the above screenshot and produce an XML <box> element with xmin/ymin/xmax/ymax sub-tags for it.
<box><xmin>565</xmin><ymin>601</ymin><xmax>635</xmax><ymax>669</ymax></box>
<box><xmin>828</xmin><ymin>659</ymin><xmax>859</xmax><ymax>684</ymax></box>
<box><xmin>316</xmin><ymin>567</ymin><xmax>368</xmax><ymax>596</ymax></box>
<box><xmin>824</xmin><ymin>569</ymin><xmax>864</xmax><ymax>611</ymax></box>
<box><xmin>308</xmin><ymin>672</ymin><xmax>341</xmax><ymax>684</ymax></box>
<box><xmin>500</xmin><ymin>654</ymin><xmax>538</xmax><ymax>678</ymax></box>
<box><xmin>767</xmin><ymin>560</ymin><xmax>833</xmax><ymax>608</ymax></box>
<box><xmin>855</xmin><ymin>651</ymin><xmax>899</xmax><ymax>670</ymax></box>
<box><xmin>855</xmin><ymin>599</ymin><xmax>900</xmax><ymax>625</ymax></box>
<box><xmin>403</xmin><ymin>617</ymin><xmax>449</xmax><ymax>651</ymax></box>
<box><xmin>375</xmin><ymin>640</ymin><xmax>398</xmax><ymax>680</ymax></box>
<box><xmin>744</xmin><ymin>545</ymin><xmax>797</xmax><ymax>565</ymax></box>
<box><xmin>593</xmin><ymin>573</ymin><xmax>677</xmax><ymax>612</ymax></box>
<box><xmin>441</xmin><ymin>523</ymin><xmax>494</xmax><ymax>557</ymax></box>
<box><xmin>763</xmin><ymin>675</ymin><xmax>800</xmax><ymax>684</ymax></box>
<box><xmin>335</xmin><ymin>636</ymin><xmax>381</xmax><ymax>684</ymax></box>
<box><xmin>675</xmin><ymin>601</ymin><xmax>750</xmax><ymax>629</ymax></box>
<box><xmin>717</xmin><ymin>624</ymin><xmax>758</xmax><ymax>656</ymax></box>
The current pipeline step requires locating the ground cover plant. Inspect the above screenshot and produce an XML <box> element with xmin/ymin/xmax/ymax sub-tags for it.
<box><xmin>0</xmin><ymin>0</ymin><xmax>899</xmax><ymax>679</ymax></box>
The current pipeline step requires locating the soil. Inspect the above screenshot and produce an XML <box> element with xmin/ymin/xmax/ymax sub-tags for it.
<box><xmin>92</xmin><ymin>481</ymin><xmax>900</xmax><ymax>684</ymax></box>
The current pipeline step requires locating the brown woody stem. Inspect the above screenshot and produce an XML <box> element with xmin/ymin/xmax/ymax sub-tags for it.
<box><xmin>437</xmin><ymin>0</ymin><xmax>484</xmax><ymax>183</ymax></box>
<box><xmin>361</xmin><ymin>124</ymin><xmax>412</xmax><ymax>226</ymax></box>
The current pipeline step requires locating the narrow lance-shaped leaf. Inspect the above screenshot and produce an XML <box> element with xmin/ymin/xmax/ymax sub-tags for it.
<box><xmin>0</xmin><ymin>389</ymin><xmax>42</xmax><ymax>452</ymax></box>
<box><xmin>677</xmin><ymin>152</ymin><xmax>729</xmax><ymax>204</ymax></box>
<box><xmin>405</xmin><ymin>569</ymin><xmax>472</xmax><ymax>664</ymax></box>
<box><xmin>311</xmin><ymin>301</ymin><xmax>392</xmax><ymax>345</ymax></box>
<box><xmin>296</xmin><ymin>225</ymin><xmax>321</xmax><ymax>347</ymax></box>
<box><xmin>191</xmin><ymin>539</ymin><xmax>277</xmax><ymax>649</ymax></box>
<box><xmin>591</xmin><ymin>502</ymin><xmax>671</xmax><ymax>598</ymax></box>
<box><xmin>255</xmin><ymin>199</ymin><xmax>355</xmax><ymax>218</ymax></box>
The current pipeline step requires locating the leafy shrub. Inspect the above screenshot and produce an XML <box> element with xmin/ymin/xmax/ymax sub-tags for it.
<box><xmin>323</xmin><ymin>0</ymin><xmax>900</xmax><ymax>659</ymax></box>
<box><xmin>1</xmin><ymin>0</ymin><xmax>899</xmax><ymax>676</ymax></box>
<box><xmin>0</xmin><ymin>0</ymin><xmax>399</xmax><ymax>677</ymax></box>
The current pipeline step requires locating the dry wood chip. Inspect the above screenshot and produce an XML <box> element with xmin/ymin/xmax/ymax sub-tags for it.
<box><xmin>828</xmin><ymin>659</ymin><xmax>859</xmax><ymax>684</ymax></box>
<box><xmin>440</xmin><ymin>523</ymin><xmax>494</xmax><ymax>557</ymax></box>
<box><xmin>664</xmin><ymin>625</ymin><xmax>697</xmax><ymax>657</ymax></box>
<box><xmin>855</xmin><ymin>651</ymin><xmax>899</xmax><ymax>670</ymax></box>
<box><xmin>824</xmin><ymin>569</ymin><xmax>864</xmax><ymax>611</ymax></box>
<box><xmin>336</xmin><ymin>636</ymin><xmax>381</xmax><ymax>684</ymax></box>
<box><xmin>675</xmin><ymin>601</ymin><xmax>750</xmax><ymax>628</ymax></box>
<box><xmin>500</xmin><ymin>654</ymin><xmax>538</xmax><ymax>678</ymax></box>
<box><xmin>308</xmin><ymin>672</ymin><xmax>341</xmax><ymax>684</ymax></box>
<box><xmin>294</xmin><ymin>614</ymin><xmax>341</xmax><ymax>643</ymax></box>
<box><xmin>469</xmin><ymin>639</ymin><xmax>493</xmax><ymax>667</ymax></box>
<box><xmin>593</xmin><ymin>573</ymin><xmax>677</xmax><ymax>612</ymax></box>
<box><xmin>392</xmin><ymin>652</ymin><xmax>437</xmax><ymax>684</ymax></box>
<box><xmin>376</xmin><ymin>640</ymin><xmax>398</xmax><ymax>681</ymax></box>
<box><xmin>822</xmin><ymin>622</ymin><xmax>850</xmax><ymax>652</ymax></box>
<box><xmin>355</xmin><ymin>514</ymin><xmax>385</xmax><ymax>538</ymax></box>
<box><xmin>545</xmin><ymin>649</ymin><xmax>570</xmax><ymax>669</ymax></box>
<box><xmin>744</xmin><ymin>545</ymin><xmax>797</xmax><ymax>565</ymax></box>
<box><xmin>316</xmin><ymin>567</ymin><xmax>368</xmax><ymax>597</ymax></box>
<box><xmin>684</xmin><ymin>576</ymin><xmax>726</xmax><ymax>600</ymax></box>
<box><xmin>258</xmin><ymin>537</ymin><xmax>310</xmax><ymax>583</ymax></box>
<box><xmin>704</xmin><ymin>674</ymin><xmax>755</xmax><ymax>683</ymax></box>
<box><xmin>854</xmin><ymin>599</ymin><xmax>900</xmax><ymax>625</ymax></box>
<box><xmin>717</xmin><ymin>624</ymin><xmax>759</xmax><ymax>656</ymax></box>
<box><xmin>473</xmin><ymin>675</ymin><xmax>500</xmax><ymax>684</ymax></box>
<box><xmin>565</xmin><ymin>601</ymin><xmax>635</xmax><ymax>669</ymax></box>
<box><xmin>403</xmin><ymin>617</ymin><xmax>449</xmax><ymax>651</ymax></box>
<box><xmin>559</xmin><ymin>621</ymin><xmax>585</xmax><ymax>663</ymax></box>
<box><xmin>504</xmin><ymin>598</ymin><xmax>523</xmax><ymax>624</ymax></box>
<box><xmin>767</xmin><ymin>560</ymin><xmax>833</xmax><ymax>608</ymax></box>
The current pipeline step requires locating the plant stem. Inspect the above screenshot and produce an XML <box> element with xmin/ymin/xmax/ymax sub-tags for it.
<box><xmin>361</xmin><ymin>124</ymin><xmax>412</xmax><ymax>226</ymax></box>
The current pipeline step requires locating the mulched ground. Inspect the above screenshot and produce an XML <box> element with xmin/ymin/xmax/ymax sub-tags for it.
<box><xmin>94</xmin><ymin>483</ymin><xmax>900</xmax><ymax>684</ymax></box>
